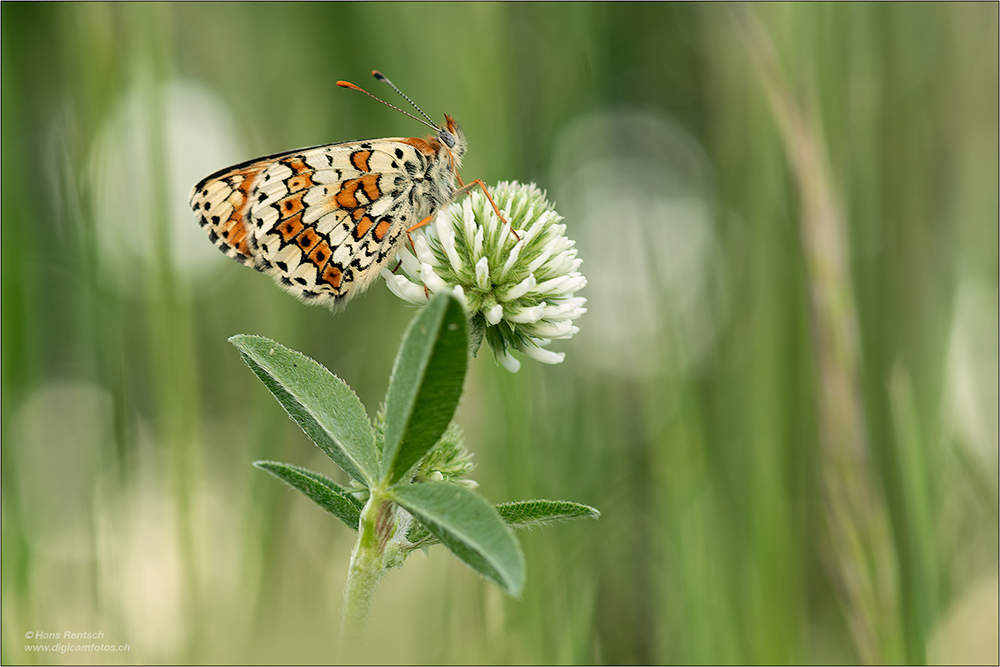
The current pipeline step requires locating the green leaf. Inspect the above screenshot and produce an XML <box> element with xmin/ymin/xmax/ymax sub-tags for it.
<box><xmin>230</xmin><ymin>335</ymin><xmax>379</xmax><ymax>485</ymax></box>
<box><xmin>254</xmin><ymin>460</ymin><xmax>363</xmax><ymax>530</ymax></box>
<box><xmin>381</xmin><ymin>293</ymin><xmax>468</xmax><ymax>486</ymax></box>
<box><xmin>392</xmin><ymin>482</ymin><xmax>524</xmax><ymax>597</ymax></box>
<box><xmin>407</xmin><ymin>498</ymin><xmax>600</xmax><ymax>545</ymax></box>
<box><xmin>495</xmin><ymin>500</ymin><xmax>600</xmax><ymax>528</ymax></box>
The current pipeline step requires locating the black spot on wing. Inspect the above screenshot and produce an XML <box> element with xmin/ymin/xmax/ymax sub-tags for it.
<box><xmin>394</xmin><ymin>175</ymin><xmax>406</xmax><ymax>189</ymax></box>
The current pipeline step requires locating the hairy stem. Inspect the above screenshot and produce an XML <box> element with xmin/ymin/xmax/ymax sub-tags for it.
<box><xmin>341</xmin><ymin>490</ymin><xmax>391</xmax><ymax>646</ymax></box>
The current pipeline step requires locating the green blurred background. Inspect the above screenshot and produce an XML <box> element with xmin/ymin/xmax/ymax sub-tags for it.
<box><xmin>2</xmin><ymin>2</ymin><xmax>997</xmax><ymax>664</ymax></box>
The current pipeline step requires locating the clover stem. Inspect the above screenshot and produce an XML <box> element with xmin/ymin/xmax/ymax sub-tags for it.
<box><xmin>341</xmin><ymin>489</ymin><xmax>391</xmax><ymax>647</ymax></box>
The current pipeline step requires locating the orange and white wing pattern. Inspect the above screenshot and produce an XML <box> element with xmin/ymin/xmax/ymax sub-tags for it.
<box><xmin>190</xmin><ymin>134</ymin><xmax>460</xmax><ymax>310</ymax></box>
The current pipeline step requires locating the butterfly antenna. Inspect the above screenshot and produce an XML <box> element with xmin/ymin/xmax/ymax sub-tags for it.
<box><xmin>370</xmin><ymin>71</ymin><xmax>439</xmax><ymax>128</ymax></box>
<box><xmin>336</xmin><ymin>78</ymin><xmax>439</xmax><ymax>132</ymax></box>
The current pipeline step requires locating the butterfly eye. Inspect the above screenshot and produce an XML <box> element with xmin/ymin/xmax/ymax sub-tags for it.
<box><xmin>439</xmin><ymin>129</ymin><xmax>456</xmax><ymax>148</ymax></box>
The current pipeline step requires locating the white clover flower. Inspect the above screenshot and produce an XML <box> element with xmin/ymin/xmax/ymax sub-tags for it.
<box><xmin>381</xmin><ymin>181</ymin><xmax>587</xmax><ymax>371</ymax></box>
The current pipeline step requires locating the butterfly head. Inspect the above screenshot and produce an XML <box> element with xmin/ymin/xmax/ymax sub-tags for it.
<box><xmin>439</xmin><ymin>114</ymin><xmax>466</xmax><ymax>161</ymax></box>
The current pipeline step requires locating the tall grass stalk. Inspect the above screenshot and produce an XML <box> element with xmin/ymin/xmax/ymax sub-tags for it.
<box><xmin>735</xmin><ymin>6</ymin><xmax>901</xmax><ymax>663</ymax></box>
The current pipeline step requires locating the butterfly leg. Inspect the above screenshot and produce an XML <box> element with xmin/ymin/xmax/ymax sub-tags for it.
<box><xmin>404</xmin><ymin>213</ymin><xmax>436</xmax><ymax>251</ymax></box>
<box><xmin>407</xmin><ymin>214</ymin><xmax>435</xmax><ymax>232</ymax></box>
<box><xmin>452</xmin><ymin>180</ymin><xmax>521</xmax><ymax>241</ymax></box>
<box><xmin>399</xmin><ymin>212</ymin><xmax>439</xmax><ymax>264</ymax></box>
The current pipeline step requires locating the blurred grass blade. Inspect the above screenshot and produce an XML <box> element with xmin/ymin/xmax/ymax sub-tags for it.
<box><xmin>495</xmin><ymin>500</ymin><xmax>600</xmax><ymax>528</ymax></box>
<box><xmin>381</xmin><ymin>293</ymin><xmax>468</xmax><ymax>485</ymax></box>
<box><xmin>733</xmin><ymin>7</ymin><xmax>899</xmax><ymax>663</ymax></box>
<box><xmin>231</xmin><ymin>334</ymin><xmax>379</xmax><ymax>485</ymax></box>
<box><xmin>254</xmin><ymin>460</ymin><xmax>363</xmax><ymax>530</ymax></box>
<box><xmin>392</xmin><ymin>482</ymin><xmax>525</xmax><ymax>598</ymax></box>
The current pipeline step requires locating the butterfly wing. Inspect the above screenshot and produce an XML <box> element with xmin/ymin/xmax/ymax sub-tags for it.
<box><xmin>190</xmin><ymin>139</ymin><xmax>438</xmax><ymax>310</ymax></box>
<box><xmin>191</xmin><ymin>150</ymin><xmax>290</xmax><ymax>266</ymax></box>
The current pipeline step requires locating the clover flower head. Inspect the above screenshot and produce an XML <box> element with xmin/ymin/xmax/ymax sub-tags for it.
<box><xmin>381</xmin><ymin>181</ymin><xmax>587</xmax><ymax>372</ymax></box>
<box><xmin>413</xmin><ymin>421</ymin><xmax>477</xmax><ymax>489</ymax></box>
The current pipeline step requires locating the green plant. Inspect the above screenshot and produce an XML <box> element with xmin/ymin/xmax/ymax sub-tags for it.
<box><xmin>230</xmin><ymin>292</ymin><xmax>598</xmax><ymax>643</ymax></box>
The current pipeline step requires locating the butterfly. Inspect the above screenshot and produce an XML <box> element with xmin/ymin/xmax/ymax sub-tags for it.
<box><xmin>190</xmin><ymin>71</ymin><xmax>506</xmax><ymax>311</ymax></box>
